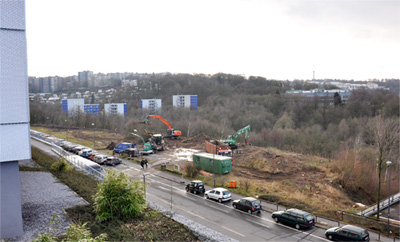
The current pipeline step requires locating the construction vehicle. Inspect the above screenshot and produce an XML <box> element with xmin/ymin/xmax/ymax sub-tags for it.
<box><xmin>205</xmin><ymin>140</ymin><xmax>233</xmax><ymax>157</ymax></box>
<box><xmin>220</xmin><ymin>125</ymin><xmax>250</xmax><ymax>149</ymax></box>
<box><xmin>149</xmin><ymin>133</ymin><xmax>165</xmax><ymax>151</ymax></box>
<box><xmin>144</xmin><ymin>115</ymin><xmax>182</xmax><ymax>139</ymax></box>
<box><xmin>131</xmin><ymin>133</ymin><xmax>154</xmax><ymax>155</ymax></box>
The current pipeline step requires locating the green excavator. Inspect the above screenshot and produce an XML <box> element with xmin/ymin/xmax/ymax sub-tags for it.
<box><xmin>220</xmin><ymin>125</ymin><xmax>250</xmax><ymax>149</ymax></box>
<box><xmin>131</xmin><ymin>132</ymin><xmax>154</xmax><ymax>155</ymax></box>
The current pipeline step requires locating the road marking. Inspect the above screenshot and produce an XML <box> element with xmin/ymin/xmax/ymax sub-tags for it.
<box><xmin>158</xmin><ymin>186</ymin><xmax>171</xmax><ymax>192</ymax></box>
<box><xmin>185</xmin><ymin>210</ymin><xmax>206</xmax><ymax>220</ymax></box>
<box><xmin>183</xmin><ymin>195</ymin><xmax>198</xmax><ymax>202</ymax></box>
<box><xmin>209</xmin><ymin>205</ymin><xmax>229</xmax><ymax>213</ymax></box>
<box><xmin>245</xmin><ymin>219</ymin><xmax>270</xmax><ymax>228</ymax></box>
<box><xmin>148</xmin><ymin>194</ymin><xmax>245</xmax><ymax>238</ymax></box>
<box><xmin>221</xmin><ymin>226</ymin><xmax>246</xmax><ymax>237</ymax></box>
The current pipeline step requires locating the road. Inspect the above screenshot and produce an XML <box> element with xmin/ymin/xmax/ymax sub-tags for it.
<box><xmin>31</xmin><ymin>138</ymin><xmax>331</xmax><ymax>241</ymax></box>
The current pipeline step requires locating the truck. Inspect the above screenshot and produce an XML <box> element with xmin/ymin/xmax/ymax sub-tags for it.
<box><xmin>205</xmin><ymin>140</ymin><xmax>233</xmax><ymax>157</ymax></box>
<box><xmin>144</xmin><ymin>115</ymin><xmax>182</xmax><ymax>139</ymax></box>
<box><xmin>113</xmin><ymin>142</ymin><xmax>133</xmax><ymax>155</ymax></box>
<box><xmin>192</xmin><ymin>152</ymin><xmax>232</xmax><ymax>174</ymax></box>
<box><xmin>220</xmin><ymin>125</ymin><xmax>250</xmax><ymax>149</ymax></box>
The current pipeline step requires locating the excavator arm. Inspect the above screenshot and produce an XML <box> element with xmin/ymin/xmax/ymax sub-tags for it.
<box><xmin>130</xmin><ymin>133</ymin><xmax>145</xmax><ymax>145</ymax></box>
<box><xmin>144</xmin><ymin>115</ymin><xmax>182</xmax><ymax>139</ymax></box>
<box><xmin>220</xmin><ymin>125</ymin><xmax>251</xmax><ymax>149</ymax></box>
<box><xmin>232</xmin><ymin>125</ymin><xmax>250</xmax><ymax>143</ymax></box>
<box><xmin>145</xmin><ymin>115</ymin><xmax>172</xmax><ymax>129</ymax></box>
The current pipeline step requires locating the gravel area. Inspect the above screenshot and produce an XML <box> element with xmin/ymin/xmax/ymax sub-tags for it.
<box><xmin>13</xmin><ymin>171</ymin><xmax>87</xmax><ymax>242</ymax></box>
<box><xmin>147</xmin><ymin>201</ymin><xmax>238</xmax><ymax>242</ymax></box>
<box><xmin>18</xmin><ymin>159</ymin><xmax>37</xmax><ymax>168</ymax></box>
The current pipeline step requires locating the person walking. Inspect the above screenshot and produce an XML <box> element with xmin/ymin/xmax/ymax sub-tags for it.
<box><xmin>144</xmin><ymin>159</ymin><xmax>148</xmax><ymax>169</ymax></box>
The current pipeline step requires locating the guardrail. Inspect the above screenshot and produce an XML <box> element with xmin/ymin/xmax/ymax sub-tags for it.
<box><xmin>51</xmin><ymin>144</ymin><xmax>105</xmax><ymax>181</ymax></box>
<box><xmin>358</xmin><ymin>193</ymin><xmax>400</xmax><ymax>217</ymax></box>
<box><xmin>31</xmin><ymin>130</ymin><xmax>105</xmax><ymax>181</ymax></box>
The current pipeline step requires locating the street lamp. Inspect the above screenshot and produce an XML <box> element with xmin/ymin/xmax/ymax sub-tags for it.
<box><xmin>65</xmin><ymin>119</ymin><xmax>68</xmax><ymax>141</ymax></box>
<box><xmin>386</xmin><ymin>160</ymin><xmax>392</xmax><ymax>237</ymax></box>
<box><xmin>143</xmin><ymin>172</ymin><xmax>150</xmax><ymax>199</ymax></box>
<box><xmin>46</xmin><ymin>117</ymin><xmax>50</xmax><ymax>136</ymax></box>
<box><xmin>91</xmin><ymin>123</ymin><xmax>95</xmax><ymax>150</ymax></box>
<box><xmin>212</xmin><ymin>152</ymin><xmax>216</xmax><ymax>188</ymax></box>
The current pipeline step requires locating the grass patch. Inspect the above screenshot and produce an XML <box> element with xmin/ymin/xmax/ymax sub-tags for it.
<box><xmin>31</xmin><ymin>147</ymin><xmax>199</xmax><ymax>241</ymax></box>
<box><xmin>19</xmin><ymin>166</ymin><xmax>45</xmax><ymax>172</ymax></box>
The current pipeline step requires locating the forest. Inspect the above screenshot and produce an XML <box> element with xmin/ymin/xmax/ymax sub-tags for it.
<box><xmin>30</xmin><ymin>73</ymin><xmax>399</xmax><ymax>203</ymax></box>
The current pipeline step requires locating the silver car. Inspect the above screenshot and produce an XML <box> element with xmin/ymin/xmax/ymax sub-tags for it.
<box><xmin>205</xmin><ymin>187</ymin><xmax>231</xmax><ymax>202</ymax></box>
<box><xmin>94</xmin><ymin>155</ymin><xmax>108</xmax><ymax>165</ymax></box>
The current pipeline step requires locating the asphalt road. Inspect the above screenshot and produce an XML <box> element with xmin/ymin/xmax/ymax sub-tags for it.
<box><xmin>30</xmin><ymin>138</ymin><xmax>331</xmax><ymax>241</ymax></box>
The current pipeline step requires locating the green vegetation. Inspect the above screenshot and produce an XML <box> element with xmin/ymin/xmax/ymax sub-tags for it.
<box><xmin>93</xmin><ymin>170</ymin><xmax>146</xmax><ymax>222</ymax></box>
<box><xmin>30</xmin><ymin>147</ymin><xmax>198</xmax><ymax>241</ymax></box>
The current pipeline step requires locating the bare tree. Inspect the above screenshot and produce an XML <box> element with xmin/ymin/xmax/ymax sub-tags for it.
<box><xmin>365</xmin><ymin>116</ymin><xmax>399</xmax><ymax>219</ymax></box>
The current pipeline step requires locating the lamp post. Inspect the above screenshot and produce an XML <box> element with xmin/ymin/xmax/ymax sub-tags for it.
<box><xmin>213</xmin><ymin>152</ymin><xmax>216</xmax><ymax>188</ymax></box>
<box><xmin>91</xmin><ymin>123</ymin><xmax>95</xmax><ymax>150</ymax></box>
<box><xmin>46</xmin><ymin>117</ymin><xmax>50</xmax><ymax>136</ymax></box>
<box><xmin>386</xmin><ymin>160</ymin><xmax>392</xmax><ymax>237</ymax></box>
<box><xmin>65</xmin><ymin>119</ymin><xmax>68</xmax><ymax>141</ymax></box>
<box><xmin>143</xmin><ymin>172</ymin><xmax>150</xmax><ymax>199</ymax></box>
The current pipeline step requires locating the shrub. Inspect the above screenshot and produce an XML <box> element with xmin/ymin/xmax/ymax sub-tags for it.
<box><xmin>240</xmin><ymin>179</ymin><xmax>251</xmax><ymax>193</ymax></box>
<box><xmin>185</xmin><ymin>163</ymin><xmax>198</xmax><ymax>178</ymax></box>
<box><xmin>63</xmin><ymin>223</ymin><xmax>107</xmax><ymax>242</ymax></box>
<box><xmin>259</xmin><ymin>194</ymin><xmax>280</xmax><ymax>203</ymax></box>
<box><xmin>93</xmin><ymin>170</ymin><xmax>146</xmax><ymax>222</ymax></box>
<box><xmin>50</xmin><ymin>158</ymin><xmax>72</xmax><ymax>172</ymax></box>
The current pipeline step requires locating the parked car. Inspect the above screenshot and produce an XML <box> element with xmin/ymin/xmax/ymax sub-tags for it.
<box><xmin>94</xmin><ymin>155</ymin><xmax>108</xmax><ymax>165</ymax></box>
<box><xmin>272</xmin><ymin>208</ymin><xmax>315</xmax><ymax>230</ymax></box>
<box><xmin>72</xmin><ymin>146</ymin><xmax>84</xmax><ymax>154</ymax></box>
<box><xmin>325</xmin><ymin>225</ymin><xmax>369</xmax><ymax>241</ymax></box>
<box><xmin>65</xmin><ymin>144</ymin><xmax>77</xmax><ymax>152</ymax></box>
<box><xmin>105</xmin><ymin>157</ymin><xmax>122</xmax><ymax>166</ymax></box>
<box><xmin>89</xmin><ymin>152</ymin><xmax>100</xmax><ymax>161</ymax></box>
<box><xmin>82</xmin><ymin>149</ymin><xmax>95</xmax><ymax>158</ymax></box>
<box><xmin>79</xmin><ymin>148</ymin><xmax>91</xmax><ymax>157</ymax></box>
<box><xmin>185</xmin><ymin>180</ymin><xmax>205</xmax><ymax>194</ymax></box>
<box><xmin>232</xmin><ymin>197</ymin><xmax>262</xmax><ymax>214</ymax></box>
<box><xmin>204</xmin><ymin>187</ymin><xmax>231</xmax><ymax>202</ymax></box>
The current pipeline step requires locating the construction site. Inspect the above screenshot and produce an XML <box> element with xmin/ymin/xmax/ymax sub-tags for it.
<box><xmin>33</xmin><ymin>121</ymin><xmax>390</xmax><ymax>223</ymax></box>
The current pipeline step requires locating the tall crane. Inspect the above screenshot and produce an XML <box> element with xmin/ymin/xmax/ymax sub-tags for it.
<box><xmin>144</xmin><ymin>115</ymin><xmax>182</xmax><ymax>139</ymax></box>
<box><xmin>220</xmin><ymin>125</ymin><xmax>250</xmax><ymax>149</ymax></box>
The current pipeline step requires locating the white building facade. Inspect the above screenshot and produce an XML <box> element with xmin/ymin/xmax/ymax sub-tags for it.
<box><xmin>104</xmin><ymin>103</ymin><xmax>127</xmax><ymax>116</ymax></box>
<box><xmin>172</xmin><ymin>95</ymin><xmax>198</xmax><ymax>110</ymax></box>
<box><xmin>141</xmin><ymin>99</ymin><xmax>162</xmax><ymax>113</ymax></box>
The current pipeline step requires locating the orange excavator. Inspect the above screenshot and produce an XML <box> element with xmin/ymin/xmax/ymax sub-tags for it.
<box><xmin>144</xmin><ymin>115</ymin><xmax>182</xmax><ymax>139</ymax></box>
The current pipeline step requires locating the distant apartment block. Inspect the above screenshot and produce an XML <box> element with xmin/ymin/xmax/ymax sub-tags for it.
<box><xmin>141</xmin><ymin>99</ymin><xmax>162</xmax><ymax>113</ymax></box>
<box><xmin>62</xmin><ymin>98</ymin><xmax>85</xmax><ymax>116</ymax></box>
<box><xmin>172</xmin><ymin>95</ymin><xmax>198</xmax><ymax>110</ymax></box>
<box><xmin>104</xmin><ymin>103</ymin><xmax>127</xmax><ymax>116</ymax></box>
<box><xmin>285</xmin><ymin>89</ymin><xmax>351</xmax><ymax>104</ymax></box>
<box><xmin>82</xmin><ymin>104</ymin><xmax>100</xmax><ymax>115</ymax></box>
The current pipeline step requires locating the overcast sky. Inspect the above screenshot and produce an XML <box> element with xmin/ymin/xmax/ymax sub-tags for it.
<box><xmin>25</xmin><ymin>0</ymin><xmax>399</xmax><ymax>80</ymax></box>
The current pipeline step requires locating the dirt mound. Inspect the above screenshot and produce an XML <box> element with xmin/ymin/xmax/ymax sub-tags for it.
<box><xmin>178</xmin><ymin>133</ymin><xmax>213</xmax><ymax>149</ymax></box>
<box><xmin>106</xmin><ymin>142</ymin><xmax>116</xmax><ymax>150</ymax></box>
